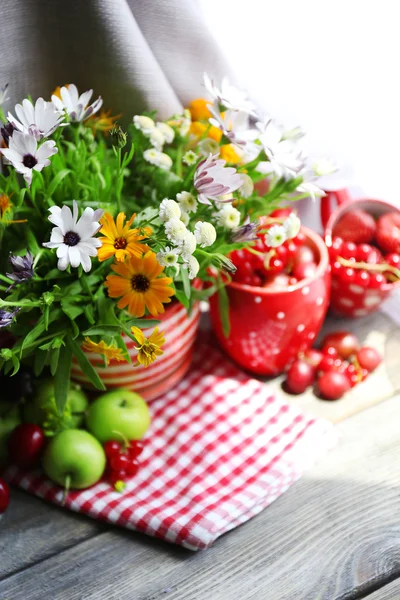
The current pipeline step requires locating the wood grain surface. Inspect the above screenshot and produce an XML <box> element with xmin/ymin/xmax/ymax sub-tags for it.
<box><xmin>1</xmin><ymin>394</ymin><xmax>399</xmax><ymax>600</ymax></box>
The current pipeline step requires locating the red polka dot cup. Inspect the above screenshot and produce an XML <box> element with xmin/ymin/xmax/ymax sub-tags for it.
<box><xmin>209</xmin><ymin>227</ymin><xmax>331</xmax><ymax>376</ymax></box>
<box><xmin>323</xmin><ymin>193</ymin><xmax>400</xmax><ymax>318</ymax></box>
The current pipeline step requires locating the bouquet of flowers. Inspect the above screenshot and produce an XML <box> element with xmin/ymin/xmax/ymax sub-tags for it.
<box><xmin>0</xmin><ymin>75</ymin><xmax>331</xmax><ymax>415</ymax></box>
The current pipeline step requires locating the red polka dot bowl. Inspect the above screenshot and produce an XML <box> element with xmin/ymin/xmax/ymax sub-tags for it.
<box><xmin>324</xmin><ymin>194</ymin><xmax>400</xmax><ymax>318</ymax></box>
<box><xmin>208</xmin><ymin>226</ymin><xmax>331</xmax><ymax>376</ymax></box>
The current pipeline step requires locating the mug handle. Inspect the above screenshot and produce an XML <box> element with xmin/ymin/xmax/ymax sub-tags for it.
<box><xmin>320</xmin><ymin>188</ymin><xmax>352</xmax><ymax>230</ymax></box>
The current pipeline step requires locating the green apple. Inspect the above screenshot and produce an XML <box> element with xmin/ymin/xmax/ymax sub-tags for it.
<box><xmin>86</xmin><ymin>389</ymin><xmax>151</xmax><ymax>443</ymax></box>
<box><xmin>24</xmin><ymin>379</ymin><xmax>88</xmax><ymax>431</ymax></box>
<box><xmin>43</xmin><ymin>429</ymin><xmax>106</xmax><ymax>489</ymax></box>
<box><xmin>0</xmin><ymin>403</ymin><xmax>21</xmax><ymax>467</ymax></box>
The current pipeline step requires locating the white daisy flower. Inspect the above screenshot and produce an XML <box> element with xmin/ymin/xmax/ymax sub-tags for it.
<box><xmin>204</xmin><ymin>73</ymin><xmax>257</xmax><ymax>116</ymax></box>
<box><xmin>265</xmin><ymin>224</ymin><xmax>287</xmax><ymax>248</ymax></box>
<box><xmin>217</xmin><ymin>205</ymin><xmax>241</xmax><ymax>229</ymax></box>
<box><xmin>0</xmin><ymin>131</ymin><xmax>58</xmax><ymax>186</ymax></box>
<box><xmin>312</xmin><ymin>158</ymin><xmax>337</xmax><ymax>177</ymax></box>
<box><xmin>149</xmin><ymin>127</ymin><xmax>165</xmax><ymax>151</ymax></box>
<box><xmin>184</xmin><ymin>255</ymin><xmax>200</xmax><ymax>280</ymax></box>
<box><xmin>176</xmin><ymin>191</ymin><xmax>197</xmax><ymax>214</ymax></box>
<box><xmin>133</xmin><ymin>115</ymin><xmax>155</xmax><ymax>134</ymax></box>
<box><xmin>194</xmin><ymin>154</ymin><xmax>242</xmax><ymax>205</ymax></box>
<box><xmin>156</xmin><ymin>122</ymin><xmax>175</xmax><ymax>144</ymax></box>
<box><xmin>194</xmin><ymin>221</ymin><xmax>217</xmax><ymax>247</ymax></box>
<box><xmin>256</xmin><ymin>119</ymin><xmax>304</xmax><ymax>180</ymax></box>
<box><xmin>0</xmin><ymin>83</ymin><xmax>10</xmax><ymax>106</ymax></box>
<box><xmin>283</xmin><ymin>213</ymin><xmax>301</xmax><ymax>239</ymax></box>
<box><xmin>156</xmin><ymin>246</ymin><xmax>181</xmax><ymax>268</ymax></box>
<box><xmin>180</xmin><ymin>109</ymin><xmax>191</xmax><ymax>136</ymax></box>
<box><xmin>143</xmin><ymin>149</ymin><xmax>173</xmax><ymax>171</ymax></box>
<box><xmin>208</xmin><ymin>104</ymin><xmax>259</xmax><ymax>152</ymax></box>
<box><xmin>180</xmin><ymin>230</ymin><xmax>197</xmax><ymax>259</ymax></box>
<box><xmin>239</xmin><ymin>173</ymin><xmax>254</xmax><ymax>198</ymax></box>
<box><xmin>52</xmin><ymin>84</ymin><xmax>102</xmax><ymax>122</ymax></box>
<box><xmin>165</xmin><ymin>218</ymin><xmax>187</xmax><ymax>245</ymax></box>
<box><xmin>182</xmin><ymin>150</ymin><xmax>197</xmax><ymax>166</ymax></box>
<box><xmin>180</xmin><ymin>210</ymin><xmax>190</xmax><ymax>226</ymax></box>
<box><xmin>7</xmin><ymin>98</ymin><xmax>66</xmax><ymax>140</ymax></box>
<box><xmin>159</xmin><ymin>198</ymin><xmax>181</xmax><ymax>222</ymax></box>
<box><xmin>197</xmin><ymin>138</ymin><xmax>220</xmax><ymax>157</ymax></box>
<box><xmin>43</xmin><ymin>200</ymin><xmax>103</xmax><ymax>272</ymax></box>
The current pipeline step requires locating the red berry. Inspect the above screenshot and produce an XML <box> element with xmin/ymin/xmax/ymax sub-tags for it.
<box><xmin>356</xmin><ymin>346</ymin><xmax>382</xmax><ymax>372</ymax></box>
<box><xmin>286</xmin><ymin>359</ymin><xmax>316</xmax><ymax>394</ymax></box>
<box><xmin>128</xmin><ymin>441</ymin><xmax>144</xmax><ymax>459</ymax></box>
<box><xmin>288</xmin><ymin>276</ymin><xmax>298</xmax><ymax>285</ymax></box>
<box><xmin>126</xmin><ymin>458</ymin><xmax>140</xmax><ymax>476</ymax></box>
<box><xmin>103</xmin><ymin>441</ymin><xmax>121</xmax><ymax>460</ymax></box>
<box><xmin>369</xmin><ymin>272</ymin><xmax>386</xmax><ymax>289</ymax></box>
<box><xmin>292</xmin><ymin>245</ymin><xmax>315</xmax><ymax>268</ymax></box>
<box><xmin>356</xmin><ymin>244</ymin><xmax>374</xmax><ymax>262</ymax></box>
<box><xmin>269</xmin><ymin>208</ymin><xmax>292</xmax><ymax>219</ymax></box>
<box><xmin>328</xmin><ymin>237</ymin><xmax>344</xmax><ymax>261</ymax></box>
<box><xmin>386</xmin><ymin>253</ymin><xmax>400</xmax><ymax>268</ymax></box>
<box><xmin>339</xmin><ymin>241</ymin><xmax>358</xmax><ymax>259</ymax></box>
<box><xmin>266</xmin><ymin>257</ymin><xmax>285</xmax><ymax>274</ymax></box>
<box><xmin>353</xmin><ymin>270</ymin><xmax>370</xmax><ymax>288</ymax></box>
<box><xmin>304</xmin><ymin>348</ymin><xmax>323</xmax><ymax>368</ymax></box>
<box><xmin>263</xmin><ymin>273</ymin><xmax>290</xmax><ymax>289</ymax></box>
<box><xmin>318</xmin><ymin>371</ymin><xmax>350</xmax><ymax>400</ymax></box>
<box><xmin>0</xmin><ymin>478</ymin><xmax>10</xmax><ymax>514</ymax></box>
<box><xmin>275</xmin><ymin>244</ymin><xmax>289</xmax><ymax>263</ymax></box>
<box><xmin>376</xmin><ymin>212</ymin><xmax>400</xmax><ymax>254</ymax></box>
<box><xmin>322</xmin><ymin>346</ymin><xmax>338</xmax><ymax>359</ymax></box>
<box><xmin>331</xmin><ymin>260</ymin><xmax>342</xmax><ymax>276</ymax></box>
<box><xmin>8</xmin><ymin>424</ymin><xmax>45</xmax><ymax>469</ymax></box>
<box><xmin>318</xmin><ymin>356</ymin><xmax>336</xmax><ymax>373</ymax></box>
<box><xmin>332</xmin><ymin>209</ymin><xmax>376</xmax><ymax>244</ymax></box>
<box><xmin>109</xmin><ymin>469</ymin><xmax>127</xmax><ymax>485</ymax></box>
<box><xmin>321</xmin><ymin>331</ymin><xmax>360</xmax><ymax>359</ymax></box>
<box><xmin>292</xmin><ymin>262</ymin><xmax>318</xmax><ymax>281</ymax></box>
<box><xmin>110</xmin><ymin>453</ymin><xmax>130</xmax><ymax>472</ymax></box>
<box><xmin>285</xmin><ymin>240</ymin><xmax>297</xmax><ymax>258</ymax></box>
<box><xmin>339</xmin><ymin>267</ymin><xmax>355</xmax><ymax>284</ymax></box>
<box><xmin>293</xmin><ymin>231</ymin><xmax>306</xmax><ymax>246</ymax></box>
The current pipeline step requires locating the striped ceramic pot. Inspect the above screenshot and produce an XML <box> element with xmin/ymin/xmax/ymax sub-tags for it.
<box><xmin>71</xmin><ymin>301</ymin><xmax>200</xmax><ymax>402</ymax></box>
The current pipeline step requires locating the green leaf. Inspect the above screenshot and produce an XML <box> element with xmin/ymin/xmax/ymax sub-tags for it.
<box><xmin>50</xmin><ymin>345</ymin><xmax>61</xmax><ymax>376</ymax></box>
<box><xmin>125</xmin><ymin>318</ymin><xmax>161</xmax><ymax>329</ymax></box>
<box><xmin>82</xmin><ymin>325</ymin><xmax>121</xmax><ymax>337</ymax></box>
<box><xmin>54</xmin><ymin>343</ymin><xmax>73</xmax><ymax>415</ymax></box>
<box><xmin>174</xmin><ymin>288</ymin><xmax>189</xmax><ymax>311</ymax></box>
<box><xmin>181</xmin><ymin>266</ymin><xmax>191</xmax><ymax>300</ymax></box>
<box><xmin>47</xmin><ymin>169</ymin><xmax>71</xmax><ymax>198</ymax></box>
<box><xmin>84</xmin><ymin>304</ymin><xmax>95</xmax><ymax>325</ymax></box>
<box><xmin>114</xmin><ymin>335</ymin><xmax>132</xmax><ymax>364</ymax></box>
<box><xmin>65</xmin><ymin>337</ymin><xmax>106</xmax><ymax>391</ymax></box>
<box><xmin>34</xmin><ymin>349</ymin><xmax>48</xmax><ymax>377</ymax></box>
<box><xmin>61</xmin><ymin>301</ymin><xmax>85</xmax><ymax>321</ymax></box>
<box><xmin>218</xmin><ymin>282</ymin><xmax>231</xmax><ymax>338</ymax></box>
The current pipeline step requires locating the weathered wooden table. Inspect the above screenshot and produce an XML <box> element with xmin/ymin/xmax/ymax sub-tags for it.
<box><xmin>1</xmin><ymin>310</ymin><xmax>399</xmax><ymax>600</ymax></box>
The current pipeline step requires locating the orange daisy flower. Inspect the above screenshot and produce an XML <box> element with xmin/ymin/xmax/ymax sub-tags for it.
<box><xmin>188</xmin><ymin>98</ymin><xmax>212</xmax><ymax>121</ymax></box>
<box><xmin>0</xmin><ymin>194</ymin><xmax>27</xmax><ymax>225</ymax></box>
<box><xmin>104</xmin><ymin>250</ymin><xmax>174</xmax><ymax>317</ymax></box>
<box><xmin>87</xmin><ymin>109</ymin><xmax>121</xmax><ymax>134</ymax></box>
<box><xmin>97</xmin><ymin>212</ymin><xmax>152</xmax><ymax>263</ymax></box>
<box><xmin>81</xmin><ymin>338</ymin><xmax>127</xmax><ymax>365</ymax></box>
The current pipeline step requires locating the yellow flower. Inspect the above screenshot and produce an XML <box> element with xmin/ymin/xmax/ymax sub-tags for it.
<box><xmin>131</xmin><ymin>326</ymin><xmax>166</xmax><ymax>368</ymax></box>
<box><xmin>87</xmin><ymin>109</ymin><xmax>121</xmax><ymax>134</ymax></box>
<box><xmin>220</xmin><ymin>144</ymin><xmax>242</xmax><ymax>165</ymax></box>
<box><xmin>104</xmin><ymin>250</ymin><xmax>175</xmax><ymax>317</ymax></box>
<box><xmin>81</xmin><ymin>338</ymin><xmax>127</xmax><ymax>365</ymax></box>
<box><xmin>97</xmin><ymin>212</ymin><xmax>152</xmax><ymax>262</ymax></box>
<box><xmin>52</xmin><ymin>84</ymin><xmax>70</xmax><ymax>99</ymax></box>
<box><xmin>190</xmin><ymin>121</ymin><xmax>222</xmax><ymax>142</ymax></box>
<box><xmin>0</xmin><ymin>194</ymin><xmax>27</xmax><ymax>225</ymax></box>
<box><xmin>188</xmin><ymin>98</ymin><xmax>212</xmax><ymax>121</ymax></box>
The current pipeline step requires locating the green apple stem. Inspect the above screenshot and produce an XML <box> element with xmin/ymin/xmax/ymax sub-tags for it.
<box><xmin>62</xmin><ymin>474</ymin><xmax>71</xmax><ymax>506</ymax></box>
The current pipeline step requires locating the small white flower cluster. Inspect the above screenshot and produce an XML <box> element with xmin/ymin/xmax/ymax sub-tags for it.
<box><xmin>157</xmin><ymin>193</ymin><xmax>216</xmax><ymax>279</ymax></box>
<box><xmin>134</xmin><ymin>115</ymin><xmax>176</xmax><ymax>170</ymax></box>
<box><xmin>265</xmin><ymin>213</ymin><xmax>301</xmax><ymax>248</ymax></box>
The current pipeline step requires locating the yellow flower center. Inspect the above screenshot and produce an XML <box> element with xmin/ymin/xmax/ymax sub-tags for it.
<box><xmin>131</xmin><ymin>274</ymin><xmax>150</xmax><ymax>292</ymax></box>
<box><xmin>114</xmin><ymin>236</ymin><xmax>127</xmax><ymax>250</ymax></box>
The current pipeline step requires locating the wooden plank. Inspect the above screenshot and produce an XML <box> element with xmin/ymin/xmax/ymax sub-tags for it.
<box><xmin>365</xmin><ymin>578</ymin><xmax>400</xmax><ymax>599</ymax></box>
<box><xmin>0</xmin><ymin>488</ymin><xmax>104</xmax><ymax>580</ymax></box>
<box><xmin>1</xmin><ymin>394</ymin><xmax>400</xmax><ymax>600</ymax></box>
<box><xmin>268</xmin><ymin>311</ymin><xmax>400</xmax><ymax>423</ymax></box>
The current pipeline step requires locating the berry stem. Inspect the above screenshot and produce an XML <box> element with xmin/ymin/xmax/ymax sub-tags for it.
<box><xmin>338</xmin><ymin>257</ymin><xmax>400</xmax><ymax>279</ymax></box>
<box><xmin>112</xmin><ymin>430</ymin><xmax>130</xmax><ymax>452</ymax></box>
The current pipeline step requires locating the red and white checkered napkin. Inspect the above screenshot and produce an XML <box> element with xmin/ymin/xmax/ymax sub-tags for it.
<box><xmin>6</xmin><ymin>337</ymin><xmax>337</xmax><ymax>551</ymax></box>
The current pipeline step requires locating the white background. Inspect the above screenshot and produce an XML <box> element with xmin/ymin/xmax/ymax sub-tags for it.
<box><xmin>198</xmin><ymin>0</ymin><xmax>400</xmax><ymax>222</ymax></box>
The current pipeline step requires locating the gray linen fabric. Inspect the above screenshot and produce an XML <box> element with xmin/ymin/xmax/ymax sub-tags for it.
<box><xmin>0</xmin><ymin>0</ymin><xmax>233</xmax><ymax>120</ymax></box>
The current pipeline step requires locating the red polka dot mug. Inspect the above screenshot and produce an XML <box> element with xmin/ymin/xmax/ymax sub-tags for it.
<box><xmin>209</xmin><ymin>227</ymin><xmax>331</xmax><ymax>376</ymax></box>
<box><xmin>322</xmin><ymin>191</ymin><xmax>400</xmax><ymax>318</ymax></box>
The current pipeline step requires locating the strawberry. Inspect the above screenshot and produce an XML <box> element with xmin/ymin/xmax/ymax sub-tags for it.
<box><xmin>332</xmin><ymin>209</ymin><xmax>376</xmax><ymax>244</ymax></box>
<box><xmin>376</xmin><ymin>212</ymin><xmax>400</xmax><ymax>254</ymax></box>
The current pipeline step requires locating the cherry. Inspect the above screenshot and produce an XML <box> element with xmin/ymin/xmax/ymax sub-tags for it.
<box><xmin>110</xmin><ymin>453</ymin><xmax>130</xmax><ymax>472</ymax></box>
<box><xmin>285</xmin><ymin>240</ymin><xmax>297</xmax><ymax>258</ymax></box>
<box><xmin>265</xmin><ymin>256</ymin><xmax>285</xmax><ymax>274</ymax></box>
<box><xmin>322</xmin><ymin>346</ymin><xmax>338</xmax><ymax>359</ymax></box>
<box><xmin>331</xmin><ymin>260</ymin><xmax>342</xmax><ymax>277</ymax></box>
<box><xmin>339</xmin><ymin>267</ymin><xmax>355</xmax><ymax>284</ymax></box>
<box><xmin>369</xmin><ymin>273</ymin><xmax>386</xmax><ymax>289</ymax></box>
<box><xmin>303</xmin><ymin>348</ymin><xmax>323</xmax><ymax>369</ymax></box>
<box><xmin>128</xmin><ymin>441</ymin><xmax>144</xmax><ymax>459</ymax></box>
<box><xmin>286</xmin><ymin>359</ymin><xmax>315</xmax><ymax>394</ymax></box>
<box><xmin>356</xmin><ymin>244</ymin><xmax>377</xmax><ymax>263</ymax></box>
<box><xmin>318</xmin><ymin>356</ymin><xmax>336</xmax><ymax>373</ymax></box>
<box><xmin>293</xmin><ymin>231</ymin><xmax>306</xmax><ymax>246</ymax></box>
<box><xmin>321</xmin><ymin>331</ymin><xmax>360</xmax><ymax>359</ymax></box>
<box><xmin>275</xmin><ymin>244</ymin><xmax>289</xmax><ymax>262</ymax></box>
<box><xmin>103</xmin><ymin>441</ymin><xmax>121</xmax><ymax>460</ymax></box>
<box><xmin>339</xmin><ymin>241</ymin><xmax>357</xmax><ymax>260</ymax></box>
<box><xmin>269</xmin><ymin>208</ymin><xmax>292</xmax><ymax>219</ymax></box>
<box><xmin>386</xmin><ymin>253</ymin><xmax>400</xmax><ymax>268</ymax></box>
<box><xmin>356</xmin><ymin>347</ymin><xmax>382</xmax><ymax>372</ymax></box>
<box><xmin>109</xmin><ymin>469</ymin><xmax>127</xmax><ymax>486</ymax></box>
<box><xmin>292</xmin><ymin>262</ymin><xmax>318</xmax><ymax>281</ymax></box>
<box><xmin>0</xmin><ymin>478</ymin><xmax>10</xmax><ymax>514</ymax></box>
<box><xmin>8</xmin><ymin>424</ymin><xmax>45</xmax><ymax>469</ymax></box>
<box><xmin>292</xmin><ymin>245</ymin><xmax>315</xmax><ymax>267</ymax></box>
<box><xmin>317</xmin><ymin>371</ymin><xmax>350</xmax><ymax>400</ymax></box>
<box><xmin>126</xmin><ymin>458</ymin><xmax>140</xmax><ymax>476</ymax></box>
<box><xmin>353</xmin><ymin>270</ymin><xmax>370</xmax><ymax>288</ymax></box>
<box><xmin>328</xmin><ymin>237</ymin><xmax>344</xmax><ymax>260</ymax></box>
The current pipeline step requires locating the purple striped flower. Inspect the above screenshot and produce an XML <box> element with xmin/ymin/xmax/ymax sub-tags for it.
<box><xmin>0</xmin><ymin>308</ymin><xmax>20</xmax><ymax>329</ymax></box>
<box><xmin>6</xmin><ymin>251</ymin><xmax>34</xmax><ymax>290</ymax></box>
<box><xmin>194</xmin><ymin>154</ymin><xmax>242</xmax><ymax>205</ymax></box>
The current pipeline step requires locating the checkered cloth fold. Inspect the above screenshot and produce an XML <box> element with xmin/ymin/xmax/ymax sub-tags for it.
<box><xmin>5</xmin><ymin>336</ymin><xmax>337</xmax><ymax>550</ymax></box>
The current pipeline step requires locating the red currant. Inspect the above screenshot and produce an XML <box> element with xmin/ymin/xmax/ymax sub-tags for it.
<box><xmin>126</xmin><ymin>458</ymin><xmax>140</xmax><ymax>476</ymax></box>
<box><xmin>292</xmin><ymin>245</ymin><xmax>315</xmax><ymax>268</ymax></box>
<box><xmin>339</xmin><ymin>242</ymin><xmax>357</xmax><ymax>260</ymax></box>
<box><xmin>369</xmin><ymin>272</ymin><xmax>386</xmax><ymax>289</ymax></box>
<box><xmin>128</xmin><ymin>441</ymin><xmax>144</xmax><ymax>459</ymax></box>
<box><xmin>356</xmin><ymin>347</ymin><xmax>382</xmax><ymax>372</ymax></box>
<box><xmin>304</xmin><ymin>348</ymin><xmax>323</xmax><ymax>369</ymax></box>
<box><xmin>356</xmin><ymin>244</ymin><xmax>374</xmax><ymax>262</ymax></box>
<box><xmin>0</xmin><ymin>478</ymin><xmax>9</xmax><ymax>514</ymax></box>
<box><xmin>110</xmin><ymin>453</ymin><xmax>130</xmax><ymax>472</ymax></box>
<box><xmin>331</xmin><ymin>260</ymin><xmax>342</xmax><ymax>276</ymax></box>
<box><xmin>321</xmin><ymin>331</ymin><xmax>360</xmax><ymax>359</ymax></box>
<box><xmin>265</xmin><ymin>257</ymin><xmax>285</xmax><ymax>274</ymax></box>
<box><xmin>109</xmin><ymin>469</ymin><xmax>127</xmax><ymax>485</ymax></box>
<box><xmin>103</xmin><ymin>441</ymin><xmax>121</xmax><ymax>460</ymax></box>
<box><xmin>339</xmin><ymin>267</ymin><xmax>355</xmax><ymax>284</ymax></box>
<box><xmin>318</xmin><ymin>356</ymin><xmax>336</xmax><ymax>373</ymax></box>
<box><xmin>285</xmin><ymin>359</ymin><xmax>316</xmax><ymax>394</ymax></box>
<box><xmin>317</xmin><ymin>371</ymin><xmax>350</xmax><ymax>400</ymax></box>
<box><xmin>353</xmin><ymin>269</ymin><xmax>370</xmax><ymax>288</ymax></box>
<box><xmin>322</xmin><ymin>346</ymin><xmax>339</xmax><ymax>359</ymax></box>
<box><xmin>328</xmin><ymin>237</ymin><xmax>344</xmax><ymax>260</ymax></box>
<box><xmin>386</xmin><ymin>253</ymin><xmax>400</xmax><ymax>268</ymax></box>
